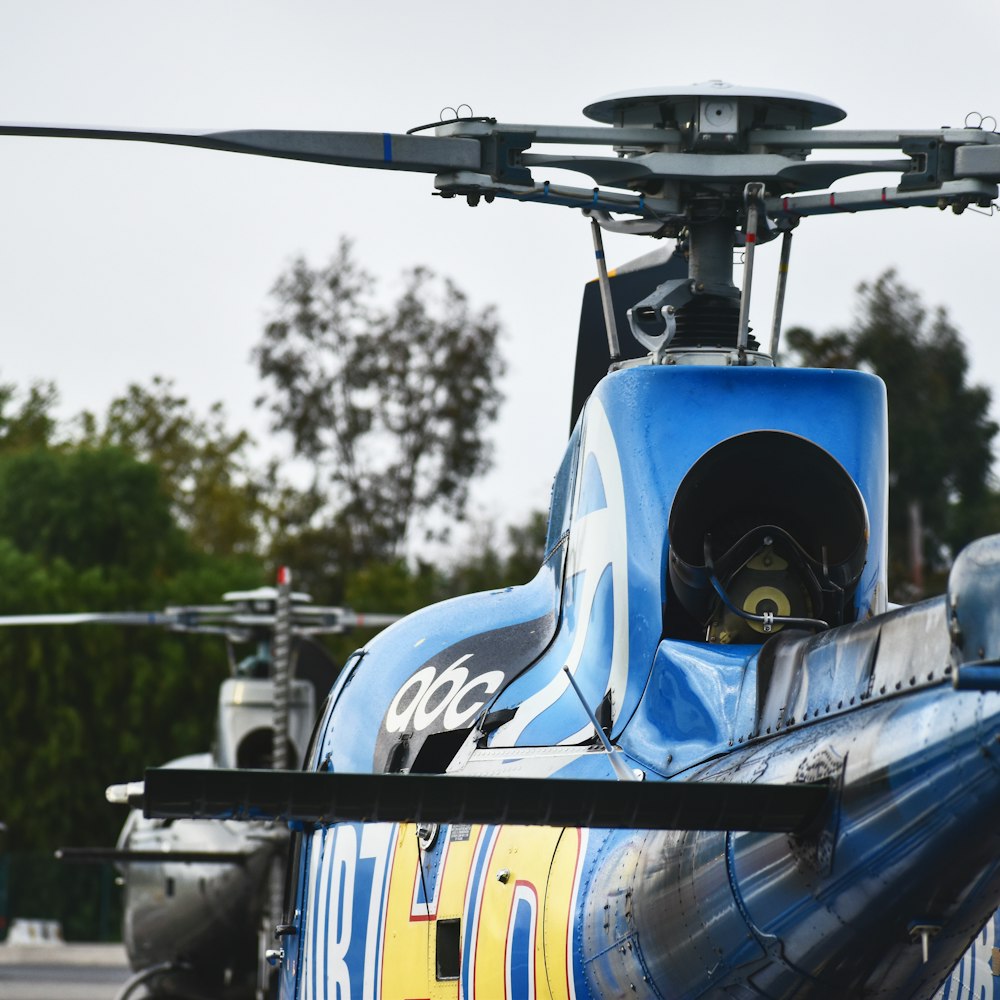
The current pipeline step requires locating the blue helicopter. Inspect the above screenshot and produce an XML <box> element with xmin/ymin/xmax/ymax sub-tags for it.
<box><xmin>10</xmin><ymin>82</ymin><xmax>1000</xmax><ymax>998</ymax></box>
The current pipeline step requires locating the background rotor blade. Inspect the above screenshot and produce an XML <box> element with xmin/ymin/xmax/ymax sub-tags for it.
<box><xmin>0</xmin><ymin>123</ymin><xmax>481</xmax><ymax>173</ymax></box>
<box><xmin>331</xmin><ymin>611</ymin><xmax>401</xmax><ymax>629</ymax></box>
<box><xmin>0</xmin><ymin>611</ymin><xmax>178</xmax><ymax>627</ymax></box>
<box><xmin>0</xmin><ymin>607</ymin><xmax>401</xmax><ymax>633</ymax></box>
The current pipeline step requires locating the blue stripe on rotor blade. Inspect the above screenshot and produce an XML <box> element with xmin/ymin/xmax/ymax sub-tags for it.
<box><xmin>383</xmin><ymin>133</ymin><xmax>392</xmax><ymax>162</ymax></box>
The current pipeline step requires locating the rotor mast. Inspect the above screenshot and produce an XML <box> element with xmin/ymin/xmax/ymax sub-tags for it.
<box><xmin>579</xmin><ymin>83</ymin><xmax>847</xmax><ymax>365</ymax></box>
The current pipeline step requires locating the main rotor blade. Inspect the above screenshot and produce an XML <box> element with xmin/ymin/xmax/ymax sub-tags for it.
<box><xmin>0</xmin><ymin>123</ymin><xmax>481</xmax><ymax>174</ymax></box>
<box><xmin>137</xmin><ymin>767</ymin><xmax>831</xmax><ymax>834</ymax></box>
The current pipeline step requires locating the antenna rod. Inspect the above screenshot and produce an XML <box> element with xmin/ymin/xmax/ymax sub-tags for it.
<box><xmin>590</xmin><ymin>217</ymin><xmax>621</xmax><ymax>363</ymax></box>
<box><xmin>769</xmin><ymin>228</ymin><xmax>794</xmax><ymax>359</ymax></box>
<box><xmin>272</xmin><ymin>566</ymin><xmax>292</xmax><ymax>770</ymax></box>
<box><xmin>737</xmin><ymin>182</ymin><xmax>765</xmax><ymax>362</ymax></box>
<box><xmin>562</xmin><ymin>666</ymin><xmax>637</xmax><ymax>781</ymax></box>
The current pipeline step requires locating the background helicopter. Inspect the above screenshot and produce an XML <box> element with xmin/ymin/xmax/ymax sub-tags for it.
<box><xmin>0</xmin><ymin>573</ymin><xmax>397</xmax><ymax>1000</ymax></box>
<box><xmin>14</xmin><ymin>80</ymin><xmax>1000</xmax><ymax>998</ymax></box>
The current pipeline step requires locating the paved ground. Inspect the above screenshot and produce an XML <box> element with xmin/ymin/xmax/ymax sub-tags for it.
<box><xmin>0</xmin><ymin>944</ymin><xmax>131</xmax><ymax>1000</ymax></box>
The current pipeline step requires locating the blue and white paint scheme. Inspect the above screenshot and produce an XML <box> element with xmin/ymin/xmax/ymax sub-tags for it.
<box><xmin>316</xmin><ymin>362</ymin><xmax>887</xmax><ymax>774</ymax></box>
<box><xmin>271</xmin><ymin>357</ymin><xmax>1000</xmax><ymax>998</ymax></box>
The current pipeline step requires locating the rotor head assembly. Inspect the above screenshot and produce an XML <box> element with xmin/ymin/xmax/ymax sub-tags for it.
<box><xmin>1</xmin><ymin>83</ymin><xmax>998</xmax><ymax>364</ymax></box>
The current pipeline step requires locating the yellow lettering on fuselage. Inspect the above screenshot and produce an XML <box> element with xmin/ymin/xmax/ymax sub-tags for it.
<box><xmin>378</xmin><ymin>824</ymin><xmax>586</xmax><ymax>999</ymax></box>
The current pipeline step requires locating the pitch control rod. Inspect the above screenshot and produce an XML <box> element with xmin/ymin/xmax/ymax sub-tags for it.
<box><xmin>562</xmin><ymin>666</ymin><xmax>638</xmax><ymax>781</ymax></box>
<box><xmin>737</xmin><ymin>183</ymin><xmax>765</xmax><ymax>362</ymax></box>
<box><xmin>769</xmin><ymin>227</ymin><xmax>795</xmax><ymax>359</ymax></box>
<box><xmin>589</xmin><ymin>217</ymin><xmax>621</xmax><ymax>363</ymax></box>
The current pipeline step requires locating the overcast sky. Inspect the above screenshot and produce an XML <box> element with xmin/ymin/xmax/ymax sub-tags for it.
<box><xmin>0</xmin><ymin>1</ymin><xmax>997</xmax><ymax>558</ymax></box>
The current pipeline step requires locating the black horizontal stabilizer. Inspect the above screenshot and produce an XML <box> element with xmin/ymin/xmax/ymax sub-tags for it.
<box><xmin>143</xmin><ymin>767</ymin><xmax>830</xmax><ymax>833</ymax></box>
<box><xmin>55</xmin><ymin>846</ymin><xmax>249</xmax><ymax>865</ymax></box>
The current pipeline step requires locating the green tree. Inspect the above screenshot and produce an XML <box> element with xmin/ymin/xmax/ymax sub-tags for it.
<box><xmin>0</xmin><ymin>447</ymin><xmax>185</xmax><ymax>588</ymax></box>
<box><xmin>786</xmin><ymin>270</ymin><xmax>997</xmax><ymax>599</ymax></box>
<box><xmin>0</xmin><ymin>408</ymin><xmax>264</xmax><ymax>857</ymax></box>
<box><xmin>77</xmin><ymin>376</ymin><xmax>263</xmax><ymax>556</ymax></box>
<box><xmin>253</xmin><ymin>240</ymin><xmax>505</xmax><ymax>598</ymax></box>
<box><xmin>0</xmin><ymin>377</ymin><xmax>273</xmax><ymax>945</ymax></box>
<box><xmin>0</xmin><ymin>379</ymin><xmax>59</xmax><ymax>453</ymax></box>
<box><xmin>503</xmin><ymin>510</ymin><xmax>549</xmax><ymax>584</ymax></box>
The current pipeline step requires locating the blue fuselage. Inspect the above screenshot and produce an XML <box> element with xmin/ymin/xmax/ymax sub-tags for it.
<box><xmin>278</xmin><ymin>365</ymin><xmax>1000</xmax><ymax>998</ymax></box>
